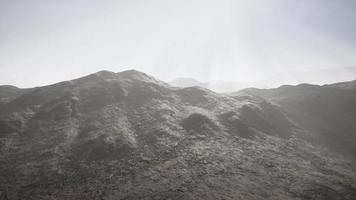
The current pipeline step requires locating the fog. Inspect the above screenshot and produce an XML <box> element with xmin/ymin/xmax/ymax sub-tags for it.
<box><xmin>1</xmin><ymin>0</ymin><xmax>356</xmax><ymax>87</ymax></box>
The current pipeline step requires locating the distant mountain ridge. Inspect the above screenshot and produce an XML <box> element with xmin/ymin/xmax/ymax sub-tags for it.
<box><xmin>260</xmin><ymin>66</ymin><xmax>356</xmax><ymax>87</ymax></box>
<box><xmin>170</xmin><ymin>78</ymin><xmax>266</xmax><ymax>93</ymax></box>
<box><xmin>170</xmin><ymin>67</ymin><xmax>356</xmax><ymax>92</ymax></box>
<box><xmin>239</xmin><ymin>79</ymin><xmax>356</xmax><ymax>156</ymax></box>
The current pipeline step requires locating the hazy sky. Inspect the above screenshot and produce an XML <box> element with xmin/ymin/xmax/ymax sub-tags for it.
<box><xmin>1</xmin><ymin>0</ymin><xmax>356</xmax><ymax>87</ymax></box>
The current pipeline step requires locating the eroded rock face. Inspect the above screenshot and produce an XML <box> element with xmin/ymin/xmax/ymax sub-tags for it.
<box><xmin>0</xmin><ymin>70</ymin><xmax>355</xmax><ymax>200</ymax></box>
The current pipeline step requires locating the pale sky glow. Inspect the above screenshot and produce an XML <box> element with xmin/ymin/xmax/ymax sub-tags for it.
<box><xmin>1</xmin><ymin>0</ymin><xmax>356</xmax><ymax>87</ymax></box>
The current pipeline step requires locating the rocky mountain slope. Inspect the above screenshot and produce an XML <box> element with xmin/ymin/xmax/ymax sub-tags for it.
<box><xmin>241</xmin><ymin>80</ymin><xmax>356</xmax><ymax>157</ymax></box>
<box><xmin>0</xmin><ymin>70</ymin><xmax>356</xmax><ymax>199</ymax></box>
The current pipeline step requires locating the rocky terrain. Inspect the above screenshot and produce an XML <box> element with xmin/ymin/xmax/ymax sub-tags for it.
<box><xmin>241</xmin><ymin>80</ymin><xmax>356</xmax><ymax>157</ymax></box>
<box><xmin>0</xmin><ymin>70</ymin><xmax>356</xmax><ymax>199</ymax></box>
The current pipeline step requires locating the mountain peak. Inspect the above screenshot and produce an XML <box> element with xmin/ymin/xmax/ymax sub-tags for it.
<box><xmin>117</xmin><ymin>69</ymin><xmax>165</xmax><ymax>85</ymax></box>
<box><xmin>73</xmin><ymin>69</ymin><xmax>163</xmax><ymax>85</ymax></box>
<box><xmin>95</xmin><ymin>70</ymin><xmax>116</xmax><ymax>75</ymax></box>
<box><xmin>170</xmin><ymin>77</ymin><xmax>206</xmax><ymax>88</ymax></box>
<box><xmin>117</xmin><ymin>69</ymin><xmax>149</xmax><ymax>77</ymax></box>
<box><xmin>92</xmin><ymin>70</ymin><xmax>117</xmax><ymax>79</ymax></box>
<box><xmin>72</xmin><ymin>70</ymin><xmax>117</xmax><ymax>84</ymax></box>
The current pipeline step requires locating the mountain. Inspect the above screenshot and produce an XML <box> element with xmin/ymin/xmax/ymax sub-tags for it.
<box><xmin>1</xmin><ymin>70</ymin><xmax>356</xmax><ymax>199</ymax></box>
<box><xmin>0</xmin><ymin>85</ymin><xmax>33</xmax><ymax>107</ymax></box>
<box><xmin>260</xmin><ymin>66</ymin><xmax>356</xmax><ymax>88</ymax></box>
<box><xmin>240</xmin><ymin>80</ymin><xmax>356</xmax><ymax>157</ymax></box>
<box><xmin>169</xmin><ymin>78</ymin><xmax>206</xmax><ymax>88</ymax></box>
<box><xmin>170</xmin><ymin>78</ymin><xmax>266</xmax><ymax>93</ymax></box>
<box><xmin>170</xmin><ymin>67</ymin><xmax>356</xmax><ymax>92</ymax></box>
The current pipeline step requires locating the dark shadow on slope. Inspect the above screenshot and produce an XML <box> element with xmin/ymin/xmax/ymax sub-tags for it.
<box><xmin>180</xmin><ymin>113</ymin><xmax>219</xmax><ymax>135</ymax></box>
<box><xmin>72</xmin><ymin>134</ymin><xmax>133</xmax><ymax>162</ymax></box>
<box><xmin>218</xmin><ymin>111</ymin><xmax>253</xmax><ymax>138</ymax></box>
<box><xmin>238</xmin><ymin>101</ymin><xmax>296</xmax><ymax>138</ymax></box>
<box><xmin>0</xmin><ymin>120</ymin><xmax>21</xmax><ymax>137</ymax></box>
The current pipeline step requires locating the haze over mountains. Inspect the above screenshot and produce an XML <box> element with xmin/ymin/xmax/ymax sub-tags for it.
<box><xmin>261</xmin><ymin>66</ymin><xmax>356</xmax><ymax>87</ymax></box>
<box><xmin>170</xmin><ymin>78</ymin><xmax>267</xmax><ymax>93</ymax></box>
<box><xmin>171</xmin><ymin>66</ymin><xmax>356</xmax><ymax>92</ymax></box>
<box><xmin>0</xmin><ymin>69</ymin><xmax>356</xmax><ymax>199</ymax></box>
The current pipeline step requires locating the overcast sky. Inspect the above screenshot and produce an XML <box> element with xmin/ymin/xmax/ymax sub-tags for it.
<box><xmin>1</xmin><ymin>0</ymin><xmax>356</xmax><ymax>87</ymax></box>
